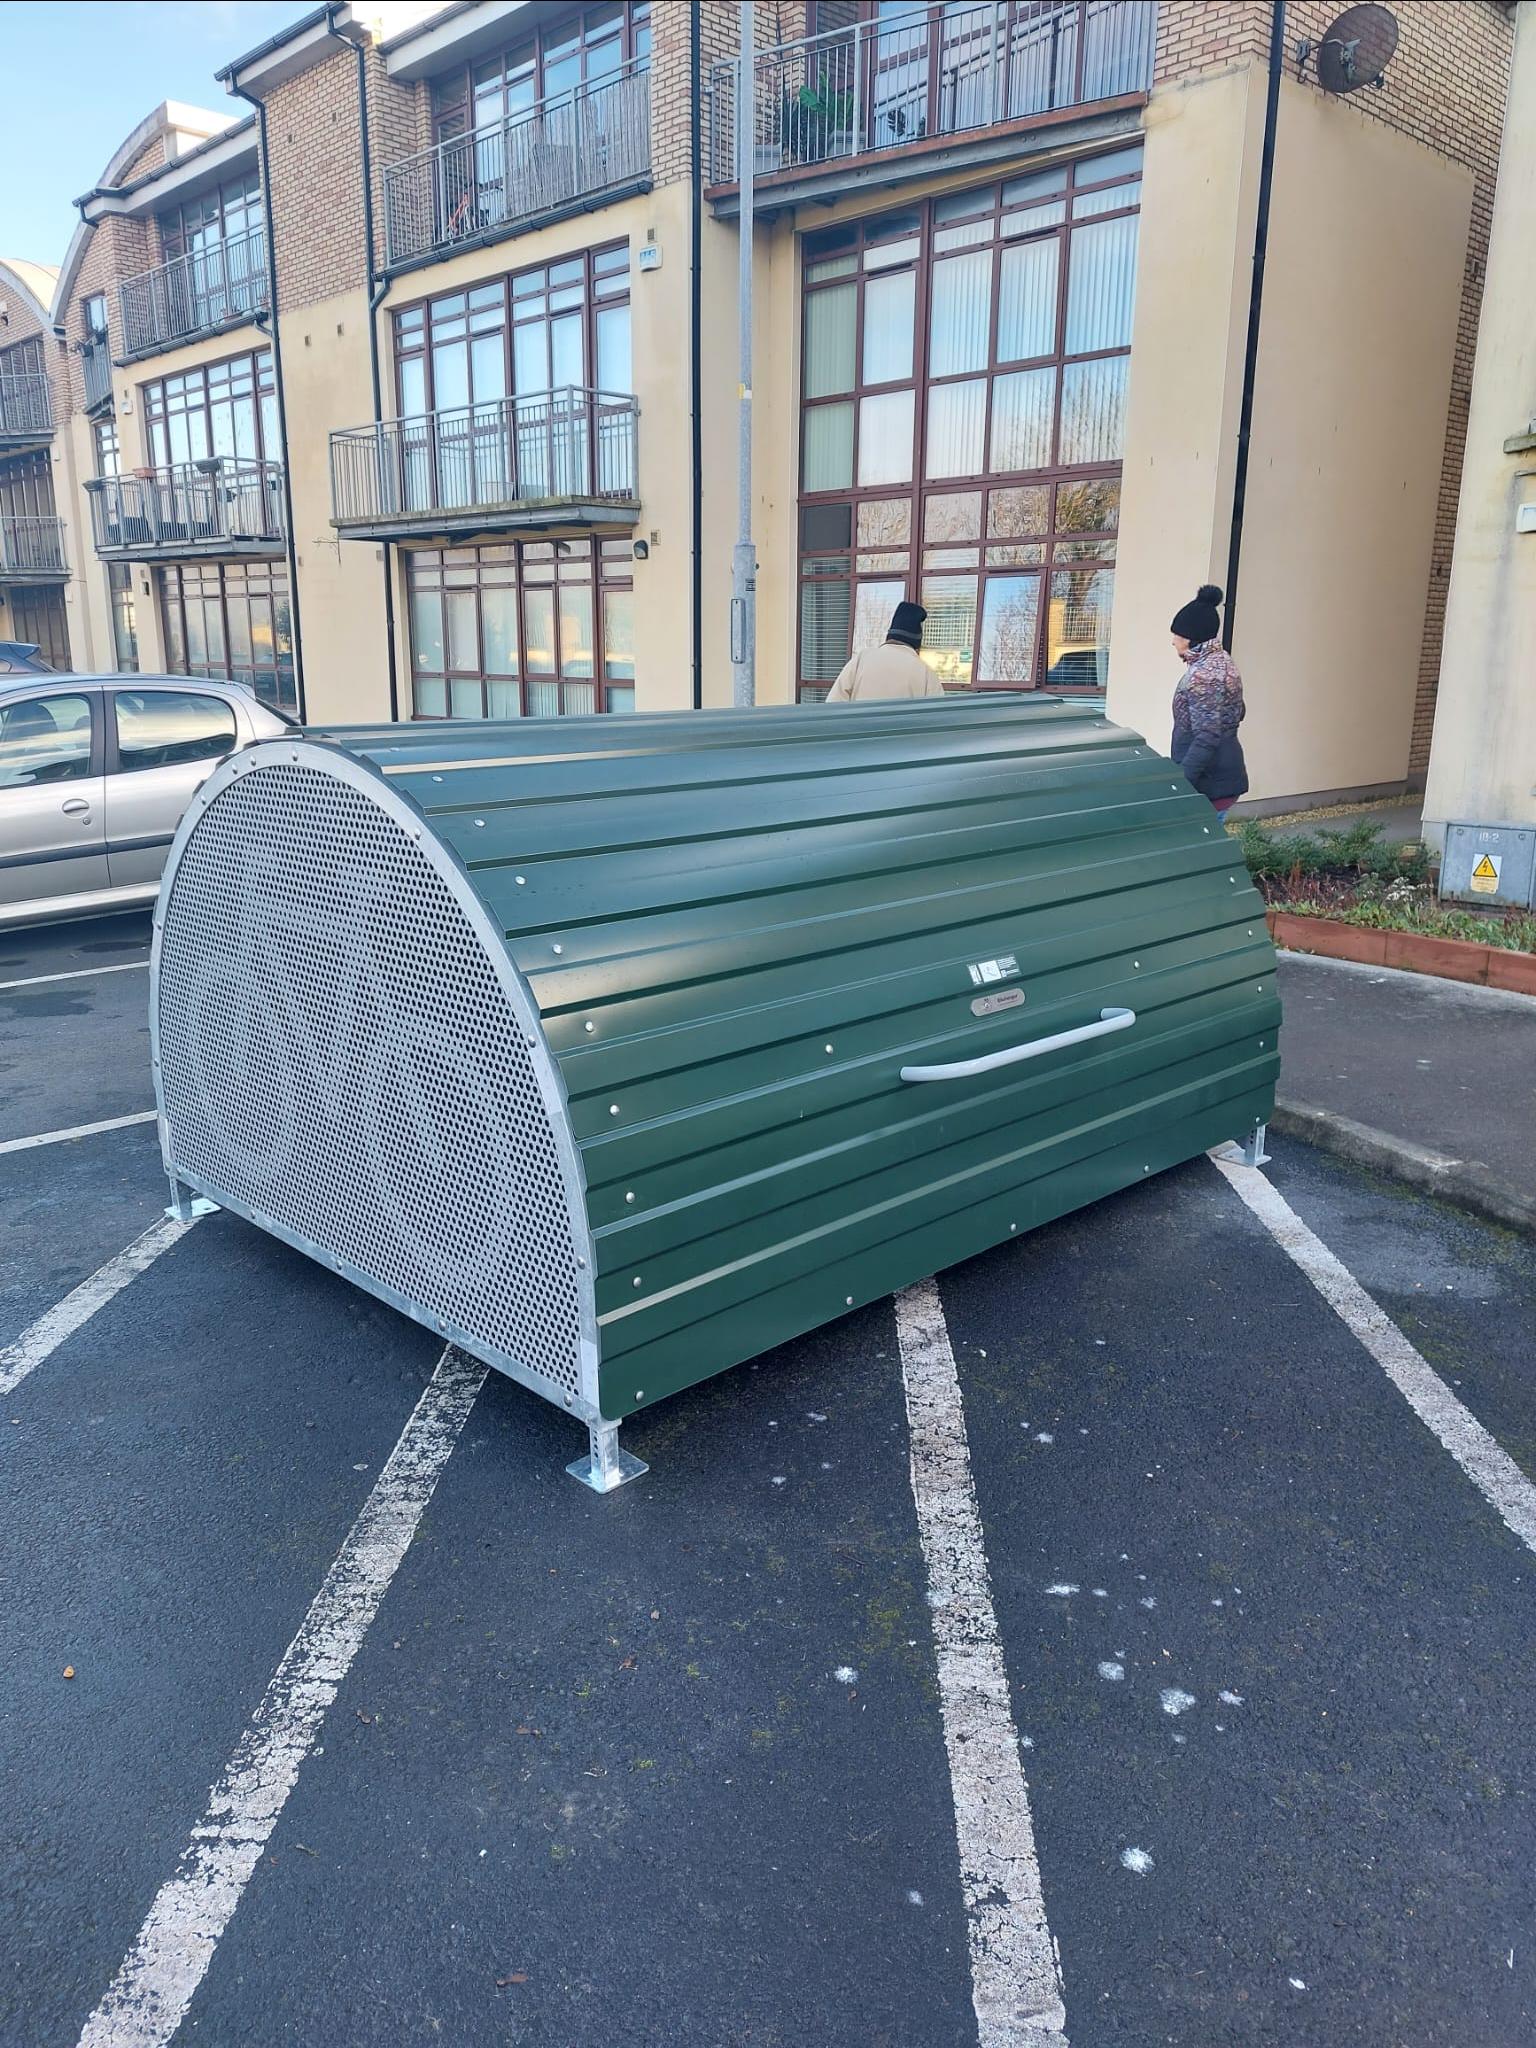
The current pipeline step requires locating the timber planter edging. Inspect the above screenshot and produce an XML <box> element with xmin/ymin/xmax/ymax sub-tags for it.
<box><xmin>1267</xmin><ymin>909</ymin><xmax>1536</xmax><ymax>995</ymax></box>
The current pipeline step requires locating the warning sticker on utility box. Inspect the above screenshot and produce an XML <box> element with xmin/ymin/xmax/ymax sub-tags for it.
<box><xmin>1470</xmin><ymin>853</ymin><xmax>1502</xmax><ymax>894</ymax></box>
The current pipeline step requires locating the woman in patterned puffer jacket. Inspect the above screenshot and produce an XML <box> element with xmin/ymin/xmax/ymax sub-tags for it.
<box><xmin>1168</xmin><ymin>583</ymin><xmax>1248</xmax><ymax>818</ymax></box>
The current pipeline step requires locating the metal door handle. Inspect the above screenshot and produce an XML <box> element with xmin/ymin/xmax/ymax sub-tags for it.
<box><xmin>900</xmin><ymin>1007</ymin><xmax>1136</xmax><ymax>1082</ymax></box>
<box><xmin>61</xmin><ymin>798</ymin><xmax>92</xmax><ymax>816</ymax></box>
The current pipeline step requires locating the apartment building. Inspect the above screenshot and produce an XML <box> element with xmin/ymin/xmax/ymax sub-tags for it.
<box><xmin>18</xmin><ymin>0</ymin><xmax>1519</xmax><ymax>812</ymax></box>
<box><xmin>0</xmin><ymin>257</ymin><xmax>70</xmax><ymax>667</ymax></box>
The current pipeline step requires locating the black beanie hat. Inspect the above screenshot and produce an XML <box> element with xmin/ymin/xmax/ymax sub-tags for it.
<box><xmin>1170</xmin><ymin>584</ymin><xmax>1223</xmax><ymax>644</ymax></box>
<box><xmin>887</xmin><ymin>600</ymin><xmax>927</xmax><ymax>649</ymax></box>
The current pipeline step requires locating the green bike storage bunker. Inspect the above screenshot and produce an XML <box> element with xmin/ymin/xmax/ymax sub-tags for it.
<box><xmin>149</xmin><ymin>695</ymin><xmax>1280</xmax><ymax>1489</ymax></box>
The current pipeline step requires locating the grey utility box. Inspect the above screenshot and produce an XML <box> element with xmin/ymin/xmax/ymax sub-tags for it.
<box><xmin>1440</xmin><ymin>822</ymin><xmax>1536</xmax><ymax>910</ymax></box>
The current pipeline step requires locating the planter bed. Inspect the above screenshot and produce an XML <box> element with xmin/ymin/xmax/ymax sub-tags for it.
<box><xmin>1267</xmin><ymin>909</ymin><xmax>1536</xmax><ymax>994</ymax></box>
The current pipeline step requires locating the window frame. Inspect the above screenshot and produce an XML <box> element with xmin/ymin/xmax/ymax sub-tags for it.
<box><xmin>157</xmin><ymin>168</ymin><xmax>264</xmax><ymax>263</ymax></box>
<box><xmin>141</xmin><ymin>349</ymin><xmax>277</xmax><ymax>471</ymax></box>
<box><xmin>156</xmin><ymin>561</ymin><xmax>295</xmax><ymax>715</ymax></box>
<box><xmin>429</xmin><ymin>1</ymin><xmax>652</xmax><ymax>142</ymax></box>
<box><xmin>404</xmin><ymin>537</ymin><xmax>635</xmax><ymax>719</ymax></box>
<box><xmin>795</xmin><ymin>147</ymin><xmax>1139</xmax><ymax>698</ymax></box>
<box><xmin>392</xmin><ymin>240</ymin><xmax>630</xmax><ymax>418</ymax></box>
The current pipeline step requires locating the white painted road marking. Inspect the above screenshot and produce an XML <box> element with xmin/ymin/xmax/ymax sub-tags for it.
<box><xmin>75</xmin><ymin>1346</ymin><xmax>487</xmax><ymax>2048</ymax></box>
<box><xmin>0</xmin><ymin>960</ymin><xmax>148</xmax><ymax>992</ymax></box>
<box><xmin>0</xmin><ymin>1216</ymin><xmax>193</xmax><ymax>1399</ymax></box>
<box><xmin>0</xmin><ymin>1110</ymin><xmax>156</xmax><ymax>1156</ymax></box>
<box><xmin>896</xmin><ymin>1278</ymin><xmax>1069</xmax><ymax>2045</ymax></box>
<box><xmin>1215</xmin><ymin>1155</ymin><xmax>1536</xmax><ymax>1556</ymax></box>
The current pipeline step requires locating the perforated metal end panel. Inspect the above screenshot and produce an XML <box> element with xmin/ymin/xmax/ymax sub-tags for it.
<box><xmin>153</xmin><ymin>753</ymin><xmax>593</xmax><ymax>1410</ymax></box>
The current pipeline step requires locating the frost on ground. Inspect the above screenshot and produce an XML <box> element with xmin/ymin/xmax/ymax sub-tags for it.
<box><xmin>833</xmin><ymin>1666</ymin><xmax>858</xmax><ymax>1686</ymax></box>
<box><xmin>1120</xmin><ymin>1847</ymin><xmax>1154</xmax><ymax>1875</ymax></box>
<box><xmin>1044</xmin><ymin>1583</ymin><xmax>1080</xmax><ymax>1596</ymax></box>
<box><xmin>1219</xmin><ymin>1689</ymin><xmax>1245</xmax><ymax>1705</ymax></box>
<box><xmin>1160</xmin><ymin>1687</ymin><xmax>1197</xmax><ymax>1716</ymax></box>
<box><xmin>1098</xmin><ymin>1661</ymin><xmax>1126</xmax><ymax>1682</ymax></box>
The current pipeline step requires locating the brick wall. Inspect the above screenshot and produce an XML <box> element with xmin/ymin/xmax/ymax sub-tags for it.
<box><xmin>1155</xmin><ymin>0</ymin><xmax>1514</xmax><ymax>780</ymax></box>
<box><xmin>59</xmin><ymin>213</ymin><xmax>155</xmax><ymax>414</ymax></box>
<box><xmin>0</xmin><ymin>273</ymin><xmax>69</xmax><ymax>474</ymax></box>
<box><xmin>265</xmin><ymin>48</ymin><xmax>370</xmax><ymax>316</ymax></box>
<box><xmin>365</xmin><ymin>44</ymin><xmax>430</xmax><ymax>273</ymax></box>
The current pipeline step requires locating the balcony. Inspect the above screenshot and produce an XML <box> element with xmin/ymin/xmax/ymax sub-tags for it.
<box><xmin>85</xmin><ymin>458</ymin><xmax>285</xmax><ymax>563</ymax></box>
<box><xmin>81</xmin><ymin>335</ymin><xmax>114</xmax><ymax>416</ymax></box>
<box><xmin>0</xmin><ymin>367</ymin><xmax>53</xmax><ymax>449</ymax></box>
<box><xmin>329</xmin><ymin>389</ymin><xmax>638</xmax><ymax>541</ymax></box>
<box><xmin>382</xmin><ymin>60</ymin><xmax>651</xmax><ymax>271</ymax></box>
<box><xmin>116</xmin><ymin>227</ymin><xmax>269</xmax><ymax>363</ymax></box>
<box><xmin>708</xmin><ymin>0</ymin><xmax>1153</xmax><ymax>208</ymax></box>
<box><xmin>0</xmin><ymin>514</ymin><xmax>67</xmax><ymax>582</ymax></box>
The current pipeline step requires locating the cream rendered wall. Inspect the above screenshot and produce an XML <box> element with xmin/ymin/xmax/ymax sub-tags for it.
<box><xmin>280</xmin><ymin>284</ymin><xmax>389</xmax><ymax>723</ymax></box>
<box><xmin>1230</xmin><ymin>80</ymin><xmax>1469</xmax><ymax>804</ymax></box>
<box><xmin>58</xmin><ymin>413</ymin><xmax>111</xmax><ymax>672</ymax></box>
<box><xmin>1423</xmin><ymin>8</ymin><xmax>1536</xmax><ymax>843</ymax></box>
<box><xmin>1105</xmin><ymin>62</ymin><xmax>1267</xmax><ymax>749</ymax></box>
<box><xmin>365</xmin><ymin>185</ymin><xmax>698</xmax><ymax>718</ymax></box>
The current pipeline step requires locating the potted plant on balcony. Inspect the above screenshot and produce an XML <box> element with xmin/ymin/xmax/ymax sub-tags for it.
<box><xmin>792</xmin><ymin>70</ymin><xmax>855</xmax><ymax>164</ymax></box>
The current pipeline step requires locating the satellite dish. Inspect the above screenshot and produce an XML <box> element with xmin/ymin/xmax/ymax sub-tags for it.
<box><xmin>1300</xmin><ymin>3</ymin><xmax>1399</xmax><ymax>93</ymax></box>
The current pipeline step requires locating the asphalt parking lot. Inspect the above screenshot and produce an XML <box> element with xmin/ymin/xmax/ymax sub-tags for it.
<box><xmin>4</xmin><ymin>912</ymin><xmax>1536</xmax><ymax>2048</ymax></box>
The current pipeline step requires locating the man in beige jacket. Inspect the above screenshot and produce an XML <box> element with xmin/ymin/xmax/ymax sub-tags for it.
<box><xmin>825</xmin><ymin>601</ymin><xmax>942</xmax><ymax>703</ymax></box>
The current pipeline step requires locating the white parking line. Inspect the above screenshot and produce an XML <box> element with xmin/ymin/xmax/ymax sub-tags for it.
<box><xmin>0</xmin><ymin>1110</ymin><xmax>156</xmax><ymax>1156</ymax></box>
<box><xmin>896</xmin><ymin>1278</ymin><xmax>1069</xmax><ymax>2045</ymax></box>
<box><xmin>1215</xmin><ymin>1155</ymin><xmax>1536</xmax><ymax>1555</ymax></box>
<box><xmin>0</xmin><ymin>960</ymin><xmax>148</xmax><ymax>992</ymax></box>
<box><xmin>75</xmin><ymin>1346</ymin><xmax>487</xmax><ymax>2048</ymax></box>
<box><xmin>0</xmin><ymin>1215</ymin><xmax>193</xmax><ymax>1399</ymax></box>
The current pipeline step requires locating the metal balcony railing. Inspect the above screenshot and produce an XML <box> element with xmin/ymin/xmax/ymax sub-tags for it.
<box><xmin>330</xmin><ymin>389</ymin><xmax>638</xmax><ymax>531</ymax></box>
<box><xmin>82</xmin><ymin>335</ymin><xmax>114</xmax><ymax>414</ymax></box>
<box><xmin>0</xmin><ymin>367</ymin><xmax>53</xmax><ymax>443</ymax></box>
<box><xmin>709</xmin><ymin>0</ymin><xmax>1154</xmax><ymax>184</ymax></box>
<box><xmin>85</xmin><ymin>458</ymin><xmax>285</xmax><ymax>559</ymax></box>
<box><xmin>0</xmin><ymin>514</ymin><xmax>67</xmax><ymax>579</ymax></box>
<box><xmin>383</xmin><ymin>60</ymin><xmax>651</xmax><ymax>267</ymax></box>
<box><xmin>117</xmin><ymin>227</ymin><xmax>269</xmax><ymax>359</ymax></box>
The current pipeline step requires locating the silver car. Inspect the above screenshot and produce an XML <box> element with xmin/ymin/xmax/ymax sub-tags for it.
<box><xmin>0</xmin><ymin>675</ymin><xmax>292</xmax><ymax>929</ymax></box>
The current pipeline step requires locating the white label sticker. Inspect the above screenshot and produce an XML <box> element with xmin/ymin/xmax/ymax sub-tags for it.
<box><xmin>967</xmin><ymin>954</ymin><xmax>1019</xmax><ymax>987</ymax></box>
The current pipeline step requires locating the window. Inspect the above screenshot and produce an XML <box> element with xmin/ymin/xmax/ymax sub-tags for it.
<box><xmin>6</xmin><ymin>587</ymin><xmax>70</xmax><ymax>671</ymax></box>
<box><xmin>0</xmin><ymin>694</ymin><xmax>92</xmax><ymax>788</ymax></box>
<box><xmin>796</xmin><ymin>148</ymin><xmax>1139</xmax><ymax>696</ymax></box>
<box><xmin>395</xmin><ymin>244</ymin><xmax>629</xmax><ymax>411</ymax></box>
<box><xmin>429</xmin><ymin>1</ymin><xmax>651</xmax><ymax>140</ymax></box>
<box><xmin>157</xmin><ymin>561</ymin><xmax>294</xmax><ymax>713</ymax></box>
<box><xmin>0</xmin><ymin>449</ymin><xmax>56</xmax><ymax>523</ymax></box>
<box><xmin>113</xmin><ymin>688</ymin><xmax>234</xmax><ymax>772</ymax></box>
<box><xmin>82</xmin><ymin>293</ymin><xmax>109</xmax><ymax>340</ymax></box>
<box><xmin>392</xmin><ymin>248</ymin><xmax>630</xmax><ymax>507</ymax></box>
<box><xmin>158</xmin><ymin>169</ymin><xmax>263</xmax><ymax>262</ymax></box>
<box><xmin>406</xmin><ymin>538</ymin><xmax>635</xmax><ymax>717</ymax></box>
<box><xmin>143</xmin><ymin>351</ymin><xmax>276</xmax><ymax>470</ymax></box>
<box><xmin>108</xmin><ymin>566</ymin><xmax>139</xmax><ymax>674</ymax></box>
<box><xmin>93</xmin><ymin>418</ymin><xmax>121</xmax><ymax>479</ymax></box>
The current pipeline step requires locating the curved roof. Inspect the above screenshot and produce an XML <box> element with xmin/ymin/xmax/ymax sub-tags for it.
<box><xmin>0</xmin><ymin>259</ymin><xmax>58</xmax><ymax>325</ymax></box>
<box><xmin>55</xmin><ymin>103</ymin><xmax>231</xmax><ymax>321</ymax></box>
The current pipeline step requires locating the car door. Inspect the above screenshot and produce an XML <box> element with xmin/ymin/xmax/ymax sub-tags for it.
<box><xmin>105</xmin><ymin>685</ymin><xmax>240</xmax><ymax>891</ymax></box>
<box><xmin>0</xmin><ymin>689</ymin><xmax>109</xmax><ymax>913</ymax></box>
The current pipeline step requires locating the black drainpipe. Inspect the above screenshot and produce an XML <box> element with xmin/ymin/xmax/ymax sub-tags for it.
<box><xmin>689</xmin><ymin>5</ymin><xmax>704</xmax><ymax>710</ymax></box>
<box><xmin>327</xmin><ymin>5</ymin><xmax>399</xmax><ymax>720</ymax></box>
<box><xmin>1223</xmin><ymin>0</ymin><xmax>1285</xmax><ymax>653</ymax></box>
<box><xmin>227</xmin><ymin>84</ymin><xmax>307</xmax><ymax>722</ymax></box>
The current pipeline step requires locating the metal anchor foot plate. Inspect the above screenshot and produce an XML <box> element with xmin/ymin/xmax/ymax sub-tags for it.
<box><xmin>566</xmin><ymin>1422</ymin><xmax>648</xmax><ymax>1493</ymax></box>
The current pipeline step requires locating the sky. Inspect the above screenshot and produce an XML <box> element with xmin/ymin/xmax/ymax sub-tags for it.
<box><xmin>0</xmin><ymin>2</ymin><xmax>317</xmax><ymax>272</ymax></box>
